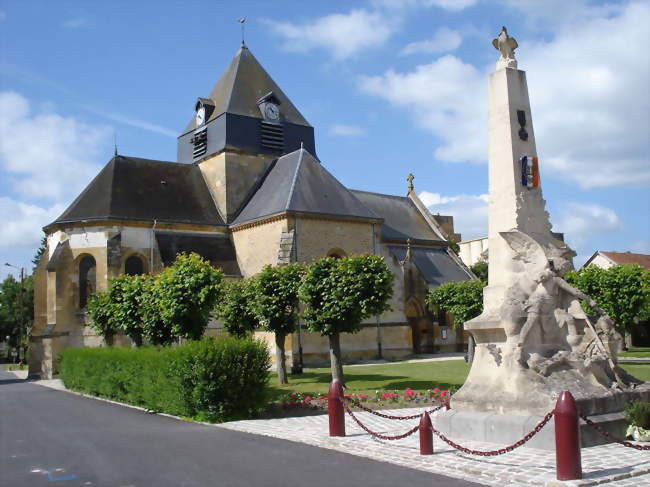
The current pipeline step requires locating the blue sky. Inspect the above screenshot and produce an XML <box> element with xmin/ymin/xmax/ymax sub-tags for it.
<box><xmin>1</xmin><ymin>0</ymin><xmax>648</xmax><ymax>279</ymax></box>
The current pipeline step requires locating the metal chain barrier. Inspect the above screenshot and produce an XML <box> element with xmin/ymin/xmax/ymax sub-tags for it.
<box><xmin>579</xmin><ymin>413</ymin><xmax>650</xmax><ymax>451</ymax></box>
<box><xmin>343</xmin><ymin>395</ymin><xmax>445</xmax><ymax>420</ymax></box>
<box><xmin>428</xmin><ymin>411</ymin><xmax>555</xmax><ymax>457</ymax></box>
<box><xmin>341</xmin><ymin>400</ymin><xmax>420</xmax><ymax>440</ymax></box>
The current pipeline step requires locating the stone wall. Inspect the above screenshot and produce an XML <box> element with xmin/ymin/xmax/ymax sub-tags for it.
<box><xmin>232</xmin><ymin>217</ymin><xmax>288</xmax><ymax>276</ymax></box>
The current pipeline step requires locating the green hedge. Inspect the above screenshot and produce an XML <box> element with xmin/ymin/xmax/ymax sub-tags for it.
<box><xmin>59</xmin><ymin>337</ymin><xmax>271</xmax><ymax>422</ymax></box>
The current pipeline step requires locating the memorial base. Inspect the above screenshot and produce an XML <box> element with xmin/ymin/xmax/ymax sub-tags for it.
<box><xmin>433</xmin><ymin>409</ymin><xmax>629</xmax><ymax>450</ymax></box>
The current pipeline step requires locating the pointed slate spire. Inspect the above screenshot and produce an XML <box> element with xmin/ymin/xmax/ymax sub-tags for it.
<box><xmin>182</xmin><ymin>46</ymin><xmax>311</xmax><ymax>134</ymax></box>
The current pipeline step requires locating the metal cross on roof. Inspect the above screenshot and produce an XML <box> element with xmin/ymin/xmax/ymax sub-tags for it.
<box><xmin>238</xmin><ymin>17</ymin><xmax>246</xmax><ymax>46</ymax></box>
<box><xmin>407</xmin><ymin>173</ymin><xmax>414</xmax><ymax>192</ymax></box>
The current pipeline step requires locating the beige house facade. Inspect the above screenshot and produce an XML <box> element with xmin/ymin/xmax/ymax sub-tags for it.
<box><xmin>30</xmin><ymin>45</ymin><xmax>473</xmax><ymax>378</ymax></box>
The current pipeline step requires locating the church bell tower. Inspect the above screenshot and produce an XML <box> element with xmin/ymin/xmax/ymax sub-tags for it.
<box><xmin>177</xmin><ymin>45</ymin><xmax>316</xmax><ymax>222</ymax></box>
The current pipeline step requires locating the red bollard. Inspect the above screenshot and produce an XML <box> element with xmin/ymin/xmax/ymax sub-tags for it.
<box><xmin>555</xmin><ymin>391</ymin><xmax>582</xmax><ymax>481</ymax></box>
<box><xmin>328</xmin><ymin>379</ymin><xmax>346</xmax><ymax>437</ymax></box>
<box><xmin>419</xmin><ymin>412</ymin><xmax>434</xmax><ymax>455</ymax></box>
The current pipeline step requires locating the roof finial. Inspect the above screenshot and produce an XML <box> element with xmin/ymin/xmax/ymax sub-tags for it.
<box><xmin>407</xmin><ymin>173</ymin><xmax>414</xmax><ymax>193</ymax></box>
<box><xmin>300</xmin><ymin>141</ymin><xmax>304</xmax><ymax>150</ymax></box>
<box><xmin>405</xmin><ymin>238</ymin><xmax>412</xmax><ymax>262</ymax></box>
<box><xmin>113</xmin><ymin>132</ymin><xmax>118</xmax><ymax>157</ymax></box>
<box><xmin>238</xmin><ymin>17</ymin><xmax>246</xmax><ymax>47</ymax></box>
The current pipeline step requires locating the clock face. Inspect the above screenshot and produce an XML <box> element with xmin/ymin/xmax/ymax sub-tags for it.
<box><xmin>264</xmin><ymin>103</ymin><xmax>279</xmax><ymax>121</ymax></box>
<box><xmin>196</xmin><ymin>106</ymin><xmax>206</xmax><ymax>126</ymax></box>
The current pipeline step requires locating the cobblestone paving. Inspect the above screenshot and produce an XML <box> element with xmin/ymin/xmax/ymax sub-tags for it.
<box><xmin>218</xmin><ymin>407</ymin><xmax>650</xmax><ymax>487</ymax></box>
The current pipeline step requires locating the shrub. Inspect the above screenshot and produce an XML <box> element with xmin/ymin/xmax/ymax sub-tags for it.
<box><xmin>59</xmin><ymin>337</ymin><xmax>271</xmax><ymax>422</ymax></box>
<box><xmin>624</xmin><ymin>400</ymin><xmax>650</xmax><ymax>429</ymax></box>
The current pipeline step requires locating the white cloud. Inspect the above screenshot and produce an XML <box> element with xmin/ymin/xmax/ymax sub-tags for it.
<box><xmin>360</xmin><ymin>2</ymin><xmax>650</xmax><ymax>189</ymax></box>
<box><xmin>62</xmin><ymin>18</ymin><xmax>87</xmax><ymax>29</ymax></box>
<box><xmin>0</xmin><ymin>197</ymin><xmax>65</xmax><ymax>249</ymax></box>
<box><xmin>419</xmin><ymin>191</ymin><xmax>488</xmax><ymax>241</ymax></box>
<box><xmin>521</xmin><ymin>1</ymin><xmax>650</xmax><ymax>189</ymax></box>
<box><xmin>265</xmin><ymin>9</ymin><xmax>397</xmax><ymax>59</ymax></box>
<box><xmin>555</xmin><ymin>202</ymin><xmax>621</xmax><ymax>250</ymax></box>
<box><xmin>0</xmin><ymin>91</ymin><xmax>111</xmax><ymax>201</ymax></box>
<box><xmin>401</xmin><ymin>27</ymin><xmax>462</xmax><ymax>55</ymax></box>
<box><xmin>330</xmin><ymin>124</ymin><xmax>366</xmax><ymax>137</ymax></box>
<box><xmin>359</xmin><ymin>55</ymin><xmax>485</xmax><ymax>163</ymax></box>
<box><xmin>373</xmin><ymin>0</ymin><xmax>477</xmax><ymax>12</ymax></box>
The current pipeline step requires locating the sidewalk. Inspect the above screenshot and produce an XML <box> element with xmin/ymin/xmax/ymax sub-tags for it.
<box><xmin>11</xmin><ymin>370</ymin><xmax>650</xmax><ymax>486</ymax></box>
<box><xmin>218</xmin><ymin>408</ymin><xmax>650</xmax><ymax>487</ymax></box>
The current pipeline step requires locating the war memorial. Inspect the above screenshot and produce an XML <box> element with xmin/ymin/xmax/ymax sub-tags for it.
<box><xmin>431</xmin><ymin>27</ymin><xmax>650</xmax><ymax>450</ymax></box>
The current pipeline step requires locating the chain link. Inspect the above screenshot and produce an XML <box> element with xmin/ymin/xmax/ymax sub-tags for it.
<box><xmin>341</xmin><ymin>400</ymin><xmax>421</xmax><ymax>440</ymax></box>
<box><xmin>342</xmin><ymin>395</ymin><xmax>445</xmax><ymax>420</ymax></box>
<box><xmin>428</xmin><ymin>411</ymin><xmax>555</xmax><ymax>456</ymax></box>
<box><xmin>579</xmin><ymin>413</ymin><xmax>650</xmax><ymax>451</ymax></box>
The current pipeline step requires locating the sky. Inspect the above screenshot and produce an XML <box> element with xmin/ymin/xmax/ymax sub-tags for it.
<box><xmin>0</xmin><ymin>0</ymin><xmax>648</xmax><ymax>280</ymax></box>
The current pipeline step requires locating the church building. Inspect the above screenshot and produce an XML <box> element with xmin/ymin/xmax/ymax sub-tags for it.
<box><xmin>29</xmin><ymin>45</ymin><xmax>473</xmax><ymax>378</ymax></box>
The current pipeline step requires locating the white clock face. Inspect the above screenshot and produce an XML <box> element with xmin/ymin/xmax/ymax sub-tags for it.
<box><xmin>196</xmin><ymin>106</ymin><xmax>206</xmax><ymax>126</ymax></box>
<box><xmin>264</xmin><ymin>103</ymin><xmax>279</xmax><ymax>121</ymax></box>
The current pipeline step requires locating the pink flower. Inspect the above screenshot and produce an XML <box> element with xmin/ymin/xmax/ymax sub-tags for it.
<box><xmin>304</xmin><ymin>396</ymin><xmax>312</xmax><ymax>403</ymax></box>
<box><xmin>433</xmin><ymin>388</ymin><xmax>440</xmax><ymax>393</ymax></box>
<box><xmin>441</xmin><ymin>390</ymin><xmax>447</xmax><ymax>396</ymax></box>
<box><xmin>404</xmin><ymin>388</ymin><xmax>417</xmax><ymax>397</ymax></box>
<box><xmin>356</xmin><ymin>394</ymin><xmax>369</xmax><ymax>399</ymax></box>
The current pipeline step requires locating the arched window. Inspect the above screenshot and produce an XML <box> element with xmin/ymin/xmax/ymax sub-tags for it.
<box><xmin>79</xmin><ymin>255</ymin><xmax>96</xmax><ymax>308</ymax></box>
<box><xmin>327</xmin><ymin>248</ymin><xmax>346</xmax><ymax>260</ymax></box>
<box><xmin>125</xmin><ymin>255</ymin><xmax>145</xmax><ymax>276</ymax></box>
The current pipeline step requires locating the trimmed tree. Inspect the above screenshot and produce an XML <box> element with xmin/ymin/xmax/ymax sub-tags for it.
<box><xmin>426</xmin><ymin>280</ymin><xmax>485</xmax><ymax>328</ymax></box>
<box><xmin>86</xmin><ymin>290</ymin><xmax>117</xmax><ymax>346</ymax></box>
<box><xmin>426</xmin><ymin>279</ymin><xmax>485</xmax><ymax>363</ymax></box>
<box><xmin>565</xmin><ymin>264</ymin><xmax>650</xmax><ymax>348</ymax></box>
<box><xmin>251</xmin><ymin>263</ymin><xmax>304</xmax><ymax>385</ymax></box>
<box><xmin>109</xmin><ymin>274</ymin><xmax>150</xmax><ymax>347</ymax></box>
<box><xmin>300</xmin><ymin>255</ymin><xmax>393</xmax><ymax>383</ymax></box>
<box><xmin>142</xmin><ymin>253</ymin><xmax>224</xmax><ymax>345</ymax></box>
<box><xmin>216</xmin><ymin>279</ymin><xmax>258</xmax><ymax>338</ymax></box>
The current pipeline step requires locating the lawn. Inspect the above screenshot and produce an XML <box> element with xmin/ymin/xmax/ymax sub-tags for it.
<box><xmin>267</xmin><ymin>359</ymin><xmax>650</xmax><ymax>400</ymax></box>
<box><xmin>619</xmin><ymin>347</ymin><xmax>650</xmax><ymax>358</ymax></box>
<box><xmin>268</xmin><ymin>359</ymin><xmax>470</xmax><ymax>401</ymax></box>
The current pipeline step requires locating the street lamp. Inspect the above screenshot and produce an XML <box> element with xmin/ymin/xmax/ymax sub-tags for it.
<box><xmin>4</xmin><ymin>263</ymin><xmax>25</xmax><ymax>364</ymax></box>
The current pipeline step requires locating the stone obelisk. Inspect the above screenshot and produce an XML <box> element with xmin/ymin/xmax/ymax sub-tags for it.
<box><xmin>434</xmin><ymin>27</ymin><xmax>648</xmax><ymax>449</ymax></box>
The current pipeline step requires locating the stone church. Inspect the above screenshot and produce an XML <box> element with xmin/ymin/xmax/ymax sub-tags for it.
<box><xmin>29</xmin><ymin>45</ymin><xmax>473</xmax><ymax>378</ymax></box>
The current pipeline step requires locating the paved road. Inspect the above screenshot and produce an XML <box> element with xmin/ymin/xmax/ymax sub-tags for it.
<box><xmin>0</xmin><ymin>370</ymin><xmax>482</xmax><ymax>487</ymax></box>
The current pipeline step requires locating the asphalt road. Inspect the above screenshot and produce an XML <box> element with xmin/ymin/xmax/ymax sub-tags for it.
<box><xmin>0</xmin><ymin>370</ymin><xmax>482</xmax><ymax>487</ymax></box>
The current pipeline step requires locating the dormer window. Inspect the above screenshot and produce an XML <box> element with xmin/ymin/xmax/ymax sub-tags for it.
<box><xmin>257</xmin><ymin>92</ymin><xmax>281</xmax><ymax>122</ymax></box>
<box><xmin>195</xmin><ymin>98</ymin><xmax>215</xmax><ymax>127</ymax></box>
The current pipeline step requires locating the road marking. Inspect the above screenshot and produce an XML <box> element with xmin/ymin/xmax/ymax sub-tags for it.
<box><xmin>47</xmin><ymin>471</ymin><xmax>78</xmax><ymax>482</ymax></box>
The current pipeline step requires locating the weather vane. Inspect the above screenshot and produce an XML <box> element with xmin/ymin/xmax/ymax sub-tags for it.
<box><xmin>238</xmin><ymin>17</ymin><xmax>246</xmax><ymax>46</ymax></box>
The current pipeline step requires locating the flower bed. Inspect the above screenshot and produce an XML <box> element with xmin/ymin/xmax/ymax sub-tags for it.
<box><xmin>265</xmin><ymin>386</ymin><xmax>453</xmax><ymax>417</ymax></box>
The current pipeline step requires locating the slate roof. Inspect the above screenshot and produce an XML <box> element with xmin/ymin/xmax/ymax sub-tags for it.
<box><xmin>155</xmin><ymin>231</ymin><xmax>240</xmax><ymax>276</ymax></box>
<box><xmin>388</xmin><ymin>245</ymin><xmax>473</xmax><ymax>286</ymax></box>
<box><xmin>232</xmin><ymin>148</ymin><xmax>380</xmax><ymax>225</ymax></box>
<box><xmin>351</xmin><ymin>190</ymin><xmax>444</xmax><ymax>243</ymax></box>
<box><xmin>48</xmin><ymin>155</ymin><xmax>223</xmax><ymax>228</ymax></box>
<box><xmin>182</xmin><ymin>46</ymin><xmax>311</xmax><ymax>135</ymax></box>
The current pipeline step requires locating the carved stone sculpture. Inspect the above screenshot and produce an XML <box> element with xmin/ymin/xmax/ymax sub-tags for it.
<box><xmin>492</xmin><ymin>26</ymin><xmax>518</xmax><ymax>69</ymax></box>
<box><xmin>448</xmin><ymin>29</ymin><xmax>648</xmax><ymax>418</ymax></box>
